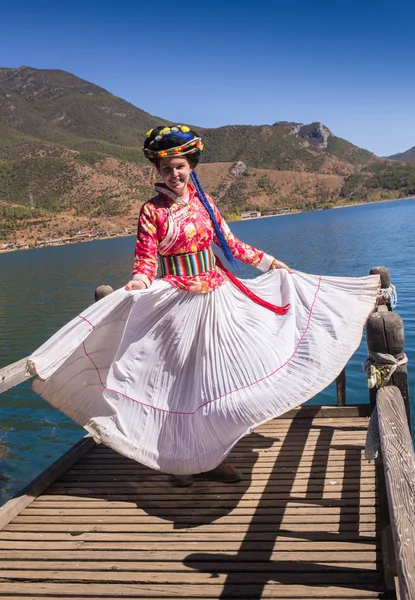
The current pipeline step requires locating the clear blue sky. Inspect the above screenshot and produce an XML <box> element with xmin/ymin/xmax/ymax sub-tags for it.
<box><xmin>1</xmin><ymin>0</ymin><xmax>414</xmax><ymax>156</ymax></box>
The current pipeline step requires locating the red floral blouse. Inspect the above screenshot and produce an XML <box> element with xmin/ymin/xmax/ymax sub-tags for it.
<box><xmin>132</xmin><ymin>183</ymin><xmax>275</xmax><ymax>293</ymax></box>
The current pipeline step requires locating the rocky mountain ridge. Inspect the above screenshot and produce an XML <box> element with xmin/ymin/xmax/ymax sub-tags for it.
<box><xmin>273</xmin><ymin>121</ymin><xmax>332</xmax><ymax>149</ymax></box>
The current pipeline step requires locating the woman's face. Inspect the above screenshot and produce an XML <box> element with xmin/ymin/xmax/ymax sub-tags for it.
<box><xmin>158</xmin><ymin>157</ymin><xmax>192</xmax><ymax>197</ymax></box>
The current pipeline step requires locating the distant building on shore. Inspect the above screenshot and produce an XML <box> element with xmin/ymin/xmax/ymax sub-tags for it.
<box><xmin>262</xmin><ymin>207</ymin><xmax>290</xmax><ymax>216</ymax></box>
<box><xmin>241</xmin><ymin>210</ymin><xmax>261</xmax><ymax>220</ymax></box>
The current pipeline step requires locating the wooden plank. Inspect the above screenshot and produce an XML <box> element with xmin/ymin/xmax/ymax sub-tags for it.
<box><xmin>0</xmin><ymin>560</ymin><xmax>380</xmax><ymax>572</ymax></box>
<box><xmin>79</xmin><ymin>449</ymin><xmax>367</xmax><ymax>460</ymax></box>
<box><xmin>0</xmin><ymin>543</ymin><xmax>380</xmax><ymax>556</ymax></box>
<box><xmin>57</xmin><ymin>473</ymin><xmax>376</xmax><ymax>484</ymax></box>
<box><xmin>0</xmin><ymin>570</ymin><xmax>383</xmax><ymax>585</ymax></box>
<box><xmin>248</xmin><ymin>417</ymin><xmax>371</xmax><ymax>426</ymax></box>
<box><xmin>27</xmin><ymin>497</ymin><xmax>378</xmax><ymax>508</ymax></box>
<box><xmin>0</xmin><ymin>597</ymin><xmax>382</xmax><ymax>600</ymax></box>
<box><xmin>0</xmin><ymin>436</ymin><xmax>96</xmax><ymax>531</ymax></box>
<box><xmin>59</xmin><ymin>466</ymin><xmax>374</xmax><ymax>476</ymax></box>
<box><xmin>0</xmin><ymin>596</ymin><xmax>382</xmax><ymax>600</ymax></box>
<box><xmin>46</xmin><ymin>483</ymin><xmax>377</xmax><ymax>496</ymax></box>
<box><xmin>39</xmin><ymin>491</ymin><xmax>378</xmax><ymax>502</ymax></box>
<box><xmin>377</xmin><ymin>386</ymin><xmax>415</xmax><ymax>600</ymax></box>
<box><xmin>76</xmin><ymin>443</ymin><xmax>369</xmax><ymax>453</ymax></box>
<box><xmin>20</xmin><ymin>506</ymin><xmax>377</xmax><ymax>516</ymax></box>
<box><xmin>82</xmin><ymin>433</ymin><xmax>366</xmax><ymax>443</ymax></box>
<box><xmin>0</xmin><ymin>550</ymin><xmax>380</xmax><ymax>562</ymax></box>
<box><xmin>57</xmin><ymin>474</ymin><xmax>374</xmax><ymax>483</ymax></box>
<box><xmin>0</xmin><ymin>357</ymin><xmax>33</xmax><ymax>394</ymax></box>
<box><xmin>79</xmin><ymin>448</ymin><xmax>366</xmax><ymax>458</ymax></box>
<box><xmin>78</xmin><ymin>450</ymin><xmax>367</xmax><ymax>459</ymax></box>
<box><xmin>59</xmin><ymin>468</ymin><xmax>374</xmax><ymax>479</ymax></box>
<box><xmin>89</xmin><ymin>430</ymin><xmax>368</xmax><ymax>440</ymax></box>
<box><xmin>276</xmin><ymin>405</ymin><xmax>371</xmax><ymax>418</ymax></box>
<box><xmin>69</xmin><ymin>457</ymin><xmax>372</xmax><ymax>466</ymax></box>
<box><xmin>74</xmin><ymin>457</ymin><xmax>368</xmax><ymax>468</ymax></box>
<box><xmin>0</xmin><ymin>533</ymin><xmax>379</xmax><ymax>545</ymax></box>
<box><xmin>48</xmin><ymin>475</ymin><xmax>376</xmax><ymax>487</ymax></box>
<box><xmin>3</xmin><ymin>522</ymin><xmax>378</xmax><ymax>533</ymax></box>
<box><xmin>0</xmin><ymin>582</ymin><xmax>384</xmax><ymax>598</ymax></box>
<box><xmin>8</xmin><ymin>513</ymin><xmax>378</xmax><ymax>525</ymax></box>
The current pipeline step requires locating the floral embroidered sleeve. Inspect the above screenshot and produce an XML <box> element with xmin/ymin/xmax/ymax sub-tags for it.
<box><xmin>210</xmin><ymin>199</ymin><xmax>275</xmax><ymax>271</ymax></box>
<box><xmin>132</xmin><ymin>202</ymin><xmax>159</xmax><ymax>286</ymax></box>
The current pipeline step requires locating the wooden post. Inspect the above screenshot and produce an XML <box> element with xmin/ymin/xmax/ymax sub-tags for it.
<box><xmin>369</xmin><ymin>266</ymin><xmax>390</xmax><ymax>288</ymax></box>
<box><xmin>365</xmin><ymin>293</ymin><xmax>410</xmax><ymax>427</ymax></box>
<box><xmin>94</xmin><ymin>285</ymin><xmax>114</xmax><ymax>302</ymax></box>
<box><xmin>336</xmin><ymin>368</ymin><xmax>346</xmax><ymax>406</ymax></box>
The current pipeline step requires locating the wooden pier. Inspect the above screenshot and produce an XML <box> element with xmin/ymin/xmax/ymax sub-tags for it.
<box><xmin>1</xmin><ymin>267</ymin><xmax>414</xmax><ymax>599</ymax></box>
<box><xmin>0</xmin><ymin>406</ymin><xmax>384</xmax><ymax>599</ymax></box>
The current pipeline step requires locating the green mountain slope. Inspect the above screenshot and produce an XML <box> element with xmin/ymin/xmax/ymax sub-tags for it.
<box><xmin>1</xmin><ymin>66</ymin><xmax>414</xmax><ymax>246</ymax></box>
<box><xmin>388</xmin><ymin>146</ymin><xmax>415</xmax><ymax>162</ymax></box>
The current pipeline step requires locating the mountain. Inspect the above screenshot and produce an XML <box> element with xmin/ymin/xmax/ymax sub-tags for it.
<box><xmin>200</xmin><ymin>121</ymin><xmax>374</xmax><ymax>173</ymax></box>
<box><xmin>388</xmin><ymin>146</ymin><xmax>415</xmax><ymax>162</ymax></box>
<box><xmin>0</xmin><ymin>66</ymin><xmax>161</xmax><ymax>155</ymax></box>
<box><xmin>1</xmin><ymin>66</ymin><xmax>415</xmax><ymax>247</ymax></box>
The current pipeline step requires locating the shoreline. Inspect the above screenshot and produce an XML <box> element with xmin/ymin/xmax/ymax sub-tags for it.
<box><xmin>1</xmin><ymin>195</ymin><xmax>414</xmax><ymax>255</ymax></box>
<box><xmin>332</xmin><ymin>195</ymin><xmax>415</xmax><ymax>210</ymax></box>
<box><xmin>236</xmin><ymin>195</ymin><xmax>415</xmax><ymax>223</ymax></box>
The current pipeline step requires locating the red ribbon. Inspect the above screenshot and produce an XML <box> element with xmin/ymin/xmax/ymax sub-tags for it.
<box><xmin>215</xmin><ymin>256</ymin><xmax>290</xmax><ymax>316</ymax></box>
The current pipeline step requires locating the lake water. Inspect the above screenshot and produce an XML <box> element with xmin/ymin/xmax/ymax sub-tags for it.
<box><xmin>1</xmin><ymin>198</ymin><xmax>414</xmax><ymax>505</ymax></box>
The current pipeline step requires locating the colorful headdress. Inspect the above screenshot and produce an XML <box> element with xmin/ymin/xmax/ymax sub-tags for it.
<box><xmin>143</xmin><ymin>125</ymin><xmax>204</xmax><ymax>160</ymax></box>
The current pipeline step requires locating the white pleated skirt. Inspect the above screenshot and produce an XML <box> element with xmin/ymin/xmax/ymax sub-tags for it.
<box><xmin>30</xmin><ymin>270</ymin><xmax>379</xmax><ymax>474</ymax></box>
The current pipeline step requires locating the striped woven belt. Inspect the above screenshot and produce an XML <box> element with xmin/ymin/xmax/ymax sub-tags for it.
<box><xmin>159</xmin><ymin>248</ymin><xmax>216</xmax><ymax>277</ymax></box>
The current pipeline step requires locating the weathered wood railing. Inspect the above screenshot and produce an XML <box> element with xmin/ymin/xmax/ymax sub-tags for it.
<box><xmin>0</xmin><ymin>357</ymin><xmax>32</xmax><ymax>395</ymax></box>
<box><xmin>365</xmin><ymin>267</ymin><xmax>414</xmax><ymax>600</ymax></box>
<box><xmin>376</xmin><ymin>386</ymin><xmax>415</xmax><ymax>600</ymax></box>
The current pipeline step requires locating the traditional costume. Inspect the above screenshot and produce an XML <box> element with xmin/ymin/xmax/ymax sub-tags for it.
<box><xmin>29</xmin><ymin>126</ymin><xmax>380</xmax><ymax>476</ymax></box>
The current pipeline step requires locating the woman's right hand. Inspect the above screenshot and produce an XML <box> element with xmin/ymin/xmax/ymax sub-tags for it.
<box><xmin>125</xmin><ymin>280</ymin><xmax>147</xmax><ymax>291</ymax></box>
<box><xmin>270</xmin><ymin>259</ymin><xmax>294</xmax><ymax>274</ymax></box>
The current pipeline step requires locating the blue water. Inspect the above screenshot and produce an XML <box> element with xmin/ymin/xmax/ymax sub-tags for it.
<box><xmin>1</xmin><ymin>198</ymin><xmax>414</xmax><ymax>505</ymax></box>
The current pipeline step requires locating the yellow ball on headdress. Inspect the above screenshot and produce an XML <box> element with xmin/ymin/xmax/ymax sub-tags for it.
<box><xmin>160</xmin><ymin>127</ymin><xmax>171</xmax><ymax>135</ymax></box>
<box><xmin>146</xmin><ymin>129</ymin><xmax>153</xmax><ymax>138</ymax></box>
<box><xmin>181</xmin><ymin>126</ymin><xmax>190</xmax><ymax>132</ymax></box>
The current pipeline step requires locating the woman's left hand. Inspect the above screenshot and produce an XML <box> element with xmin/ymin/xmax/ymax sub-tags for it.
<box><xmin>270</xmin><ymin>259</ymin><xmax>294</xmax><ymax>274</ymax></box>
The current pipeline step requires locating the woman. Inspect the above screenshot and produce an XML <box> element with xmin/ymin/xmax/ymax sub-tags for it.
<box><xmin>29</xmin><ymin>125</ymin><xmax>379</xmax><ymax>486</ymax></box>
<box><xmin>125</xmin><ymin>125</ymin><xmax>292</xmax><ymax>485</ymax></box>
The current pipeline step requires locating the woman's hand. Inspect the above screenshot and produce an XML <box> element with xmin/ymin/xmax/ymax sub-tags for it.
<box><xmin>270</xmin><ymin>259</ymin><xmax>294</xmax><ymax>274</ymax></box>
<box><xmin>125</xmin><ymin>280</ymin><xmax>147</xmax><ymax>291</ymax></box>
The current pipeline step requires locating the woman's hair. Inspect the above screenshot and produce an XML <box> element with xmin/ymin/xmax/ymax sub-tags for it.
<box><xmin>143</xmin><ymin>125</ymin><xmax>238</xmax><ymax>267</ymax></box>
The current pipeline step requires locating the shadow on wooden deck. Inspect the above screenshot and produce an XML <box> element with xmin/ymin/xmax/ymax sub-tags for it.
<box><xmin>0</xmin><ymin>411</ymin><xmax>386</xmax><ymax>599</ymax></box>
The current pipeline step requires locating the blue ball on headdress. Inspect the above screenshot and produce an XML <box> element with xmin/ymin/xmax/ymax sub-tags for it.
<box><xmin>170</xmin><ymin>131</ymin><xmax>194</xmax><ymax>142</ymax></box>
